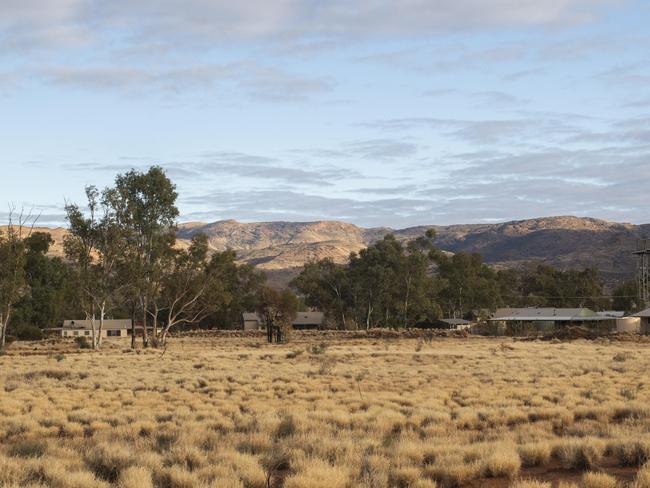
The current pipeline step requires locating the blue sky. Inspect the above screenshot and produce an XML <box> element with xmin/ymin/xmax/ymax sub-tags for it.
<box><xmin>1</xmin><ymin>0</ymin><xmax>649</xmax><ymax>228</ymax></box>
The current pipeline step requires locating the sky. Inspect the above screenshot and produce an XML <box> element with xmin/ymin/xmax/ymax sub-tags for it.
<box><xmin>1</xmin><ymin>0</ymin><xmax>649</xmax><ymax>228</ymax></box>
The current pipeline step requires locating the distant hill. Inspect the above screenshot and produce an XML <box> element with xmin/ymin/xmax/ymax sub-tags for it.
<box><xmin>7</xmin><ymin>216</ymin><xmax>648</xmax><ymax>288</ymax></box>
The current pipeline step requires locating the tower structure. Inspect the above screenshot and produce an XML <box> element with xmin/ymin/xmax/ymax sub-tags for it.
<box><xmin>634</xmin><ymin>238</ymin><xmax>650</xmax><ymax>309</ymax></box>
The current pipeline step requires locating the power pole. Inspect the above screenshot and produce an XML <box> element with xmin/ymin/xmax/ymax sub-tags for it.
<box><xmin>634</xmin><ymin>239</ymin><xmax>650</xmax><ymax>310</ymax></box>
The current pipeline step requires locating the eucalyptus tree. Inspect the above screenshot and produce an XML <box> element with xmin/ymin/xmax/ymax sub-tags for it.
<box><xmin>11</xmin><ymin>232</ymin><xmax>74</xmax><ymax>329</ymax></box>
<box><xmin>0</xmin><ymin>209</ymin><xmax>33</xmax><ymax>350</ymax></box>
<box><xmin>151</xmin><ymin>234</ymin><xmax>219</xmax><ymax>346</ymax></box>
<box><xmin>64</xmin><ymin>186</ymin><xmax>127</xmax><ymax>349</ymax></box>
<box><xmin>103</xmin><ymin>166</ymin><xmax>179</xmax><ymax>347</ymax></box>
<box><xmin>291</xmin><ymin>258</ymin><xmax>351</xmax><ymax>329</ymax></box>
<box><xmin>256</xmin><ymin>287</ymin><xmax>299</xmax><ymax>342</ymax></box>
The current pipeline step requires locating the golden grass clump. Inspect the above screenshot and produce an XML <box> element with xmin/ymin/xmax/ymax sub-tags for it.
<box><xmin>511</xmin><ymin>481</ymin><xmax>553</xmax><ymax>488</ymax></box>
<box><xmin>582</xmin><ymin>472</ymin><xmax>621</xmax><ymax>488</ymax></box>
<box><xmin>117</xmin><ymin>466</ymin><xmax>154</xmax><ymax>488</ymax></box>
<box><xmin>632</xmin><ymin>463</ymin><xmax>650</xmax><ymax>488</ymax></box>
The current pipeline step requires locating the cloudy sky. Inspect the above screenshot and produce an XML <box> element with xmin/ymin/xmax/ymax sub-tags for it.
<box><xmin>1</xmin><ymin>0</ymin><xmax>649</xmax><ymax>228</ymax></box>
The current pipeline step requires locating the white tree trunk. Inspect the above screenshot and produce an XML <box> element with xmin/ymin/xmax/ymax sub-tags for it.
<box><xmin>90</xmin><ymin>314</ymin><xmax>98</xmax><ymax>349</ymax></box>
<box><xmin>97</xmin><ymin>303</ymin><xmax>105</xmax><ymax>349</ymax></box>
<box><xmin>0</xmin><ymin>313</ymin><xmax>7</xmax><ymax>350</ymax></box>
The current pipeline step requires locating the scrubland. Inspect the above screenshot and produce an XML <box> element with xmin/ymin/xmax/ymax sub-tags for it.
<box><xmin>2</xmin><ymin>335</ymin><xmax>650</xmax><ymax>487</ymax></box>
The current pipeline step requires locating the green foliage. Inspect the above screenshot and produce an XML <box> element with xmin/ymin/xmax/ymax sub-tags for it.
<box><xmin>12</xmin><ymin>325</ymin><xmax>43</xmax><ymax>341</ymax></box>
<box><xmin>10</xmin><ymin>232</ymin><xmax>76</xmax><ymax>329</ymax></box>
<box><xmin>499</xmin><ymin>264</ymin><xmax>609</xmax><ymax>310</ymax></box>
<box><xmin>436</xmin><ymin>252</ymin><xmax>502</xmax><ymax>318</ymax></box>
<box><xmin>0</xmin><ymin>220</ymin><xmax>29</xmax><ymax>348</ymax></box>
<box><xmin>612</xmin><ymin>280</ymin><xmax>639</xmax><ymax>313</ymax></box>
<box><xmin>294</xmin><ymin>234</ymin><xmax>440</xmax><ymax>329</ymax></box>
<box><xmin>256</xmin><ymin>287</ymin><xmax>299</xmax><ymax>341</ymax></box>
<box><xmin>200</xmin><ymin>249</ymin><xmax>266</xmax><ymax>329</ymax></box>
<box><xmin>293</xmin><ymin>231</ymin><xmax>619</xmax><ymax>328</ymax></box>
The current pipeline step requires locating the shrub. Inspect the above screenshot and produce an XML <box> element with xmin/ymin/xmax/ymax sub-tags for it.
<box><xmin>553</xmin><ymin>440</ymin><xmax>604</xmax><ymax>470</ymax></box>
<box><xmin>8</xmin><ymin>439</ymin><xmax>47</xmax><ymax>458</ymax></box>
<box><xmin>13</xmin><ymin>325</ymin><xmax>43</xmax><ymax>341</ymax></box>
<box><xmin>75</xmin><ymin>336</ymin><xmax>91</xmax><ymax>349</ymax></box>
<box><xmin>275</xmin><ymin>413</ymin><xmax>296</xmax><ymax>439</ymax></box>
<box><xmin>518</xmin><ymin>443</ymin><xmax>551</xmax><ymax>467</ymax></box>
<box><xmin>482</xmin><ymin>447</ymin><xmax>521</xmax><ymax>478</ymax></box>
<box><xmin>609</xmin><ymin>440</ymin><xmax>650</xmax><ymax>467</ymax></box>
<box><xmin>85</xmin><ymin>442</ymin><xmax>134</xmax><ymax>482</ymax></box>
<box><xmin>308</xmin><ymin>342</ymin><xmax>328</xmax><ymax>355</ymax></box>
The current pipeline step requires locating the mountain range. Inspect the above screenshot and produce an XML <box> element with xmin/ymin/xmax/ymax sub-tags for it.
<box><xmin>12</xmin><ymin>216</ymin><xmax>648</xmax><ymax>288</ymax></box>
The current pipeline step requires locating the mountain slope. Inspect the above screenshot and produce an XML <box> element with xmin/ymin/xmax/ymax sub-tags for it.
<box><xmin>8</xmin><ymin>216</ymin><xmax>648</xmax><ymax>287</ymax></box>
<box><xmin>179</xmin><ymin>216</ymin><xmax>648</xmax><ymax>286</ymax></box>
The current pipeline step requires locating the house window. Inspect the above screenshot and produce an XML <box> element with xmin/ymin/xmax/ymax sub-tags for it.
<box><xmin>85</xmin><ymin>331</ymin><xmax>91</xmax><ymax>336</ymax></box>
<box><xmin>107</xmin><ymin>330</ymin><xmax>121</xmax><ymax>337</ymax></box>
<box><xmin>73</xmin><ymin>331</ymin><xmax>79</xmax><ymax>336</ymax></box>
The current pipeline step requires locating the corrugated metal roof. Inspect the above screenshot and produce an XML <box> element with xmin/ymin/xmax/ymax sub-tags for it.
<box><xmin>293</xmin><ymin>312</ymin><xmax>324</xmax><ymax>325</ymax></box>
<box><xmin>440</xmin><ymin>318</ymin><xmax>470</xmax><ymax>326</ymax></box>
<box><xmin>241</xmin><ymin>312</ymin><xmax>324</xmax><ymax>325</ymax></box>
<box><xmin>62</xmin><ymin>319</ymin><xmax>132</xmax><ymax>330</ymax></box>
<box><xmin>631</xmin><ymin>308</ymin><xmax>650</xmax><ymax>318</ymax></box>
<box><xmin>489</xmin><ymin>307</ymin><xmax>609</xmax><ymax>322</ymax></box>
<box><xmin>597</xmin><ymin>311</ymin><xmax>625</xmax><ymax>318</ymax></box>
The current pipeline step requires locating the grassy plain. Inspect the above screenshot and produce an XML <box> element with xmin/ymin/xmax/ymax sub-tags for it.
<box><xmin>2</xmin><ymin>334</ymin><xmax>650</xmax><ymax>487</ymax></box>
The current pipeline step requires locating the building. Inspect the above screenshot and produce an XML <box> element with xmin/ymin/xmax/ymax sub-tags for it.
<box><xmin>616</xmin><ymin>316</ymin><xmax>641</xmax><ymax>333</ymax></box>
<box><xmin>414</xmin><ymin>318</ymin><xmax>471</xmax><ymax>330</ymax></box>
<box><xmin>631</xmin><ymin>308</ymin><xmax>650</xmax><ymax>334</ymax></box>
<box><xmin>46</xmin><ymin>319</ymin><xmax>136</xmax><ymax>338</ymax></box>
<box><xmin>489</xmin><ymin>307</ymin><xmax>616</xmax><ymax>333</ymax></box>
<box><xmin>241</xmin><ymin>312</ymin><xmax>325</xmax><ymax>330</ymax></box>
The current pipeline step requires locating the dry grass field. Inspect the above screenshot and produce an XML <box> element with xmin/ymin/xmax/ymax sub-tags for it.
<box><xmin>2</xmin><ymin>335</ymin><xmax>650</xmax><ymax>488</ymax></box>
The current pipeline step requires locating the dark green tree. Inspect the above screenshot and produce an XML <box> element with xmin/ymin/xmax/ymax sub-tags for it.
<box><xmin>104</xmin><ymin>166</ymin><xmax>179</xmax><ymax>347</ymax></box>
<box><xmin>611</xmin><ymin>280</ymin><xmax>639</xmax><ymax>314</ymax></box>
<box><xmin>291</xmin><ymin>258</ymin><xmax>351</xmax><ymax>329</ymax></box>
<box><xmin>10</xmin><ymin>232</ymin><xmax>74</xmax><ymax>329</ymax></box>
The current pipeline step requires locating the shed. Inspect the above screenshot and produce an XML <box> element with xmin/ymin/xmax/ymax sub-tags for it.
<box><xmin>241</xmin><ymin>312</ymin><xmax>325</xmax><ymax>330</ymax></box>
<box><xmin>489</xmin><ymin>307</ymin><xmax>616</xmax><ymax>333</ymax></box>
<box><xmin>631</xmin><ymin>308</ymin><xmax>650</xmax><ymax>334</ymax></box>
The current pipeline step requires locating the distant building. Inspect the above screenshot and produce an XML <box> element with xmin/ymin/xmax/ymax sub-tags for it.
<box><xmin>489</xmin><ymin>307</ymin><xmax>616</xmax><ymax>333</ymax></box>
<box><xmin>630</xmin><ymin>308</ymin><xmax>650</xmax><ymax>334</ymax></box>
<box><xmin>597</xmin><ymin>311</ymin><xmax>626</xmax><ymax>318</ymax></box>
<box><xmin>241</xmin><ymin>312</ymin><xmax>325</xmax><ymax>330</ymax></box>
<box><xmin>46</xmin><ymin>319</ymin><xmax>137</xmax><ymax>338</ymax></box>
<box><xmin>414</xmin><ymin>318</ymin><xmax>471</xmax><ymax>330</ymax></box>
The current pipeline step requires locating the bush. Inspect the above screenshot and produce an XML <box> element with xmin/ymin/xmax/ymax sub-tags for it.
<box><xmin>275</xmin><ymin>414</ymin><xmax>296</xmax><ymax>439</ymax></box>
<box><xmin>13</xmin><ymin>325</ymin><xmax>43</xmax><ymax>341</ymax></box>
<box><xmin>553</xmin><ymin>440</ymin><xmax>604</xmax><ymax>470</ymax></box>
<box><xmin>8</xmin><ymin>439</ymin><xmax>47</xmax><ymax>458</ymax></box>
<box><xmin>75</xmin><ymin>336</ymin><xmax>91</xmax><ymax>349</ymax></box>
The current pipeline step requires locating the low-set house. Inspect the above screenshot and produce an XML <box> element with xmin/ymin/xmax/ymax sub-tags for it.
<box><xmin>46</xmin><ymin>319</ymin><xmax>136</xmax><ymax>338</ymax></box>
<box><xmin>241</xmin><ymin>312</ymin><xmax>325</xmax><ymax>331</ymax></box>
<box><xmin>489</xmin><ymin>307</ymin><xmax>617</xmax><ymax>333</ymax></box>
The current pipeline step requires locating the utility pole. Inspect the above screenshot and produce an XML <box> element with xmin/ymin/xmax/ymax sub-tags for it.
<box><xmin>634</xmin><ymin>239</ymin><xmax>650</xmax><ymax>310</ymax></box>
